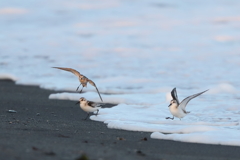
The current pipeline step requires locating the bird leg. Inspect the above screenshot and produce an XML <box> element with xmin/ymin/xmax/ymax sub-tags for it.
<box><xmin>95</xmin><ymin>109</ymin><xmax>99</xmax><ymax>116</ymax></box>
<box><xmin>76</xmin><ymin>84</ymin><xmax>82</xmax><ymax>91</ymax></box>
<box><xmin>79</xmin><ymin>86</ymin><xmax>84</xmax><ymax>93</ymax></box>
<box><xmin>83</xmin><ymin>113</ymin><xmax>90</xmax><ymax>120</ymax></box>
<box><xmin>165</xmin><ymin>116</ymin><xmax>174</xmax><ymax>120</ymax></box>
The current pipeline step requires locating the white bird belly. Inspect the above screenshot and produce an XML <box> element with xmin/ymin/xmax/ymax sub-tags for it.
<box><xmin>169</xmin><ymin>106</ymin><xmax>186</xmax><ymax>118</ymax></box>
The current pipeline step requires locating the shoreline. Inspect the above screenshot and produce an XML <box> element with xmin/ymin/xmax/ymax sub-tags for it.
<box><xmin>0</xmin><ymin>79</ymin><xmax>240</xmax><ymax>160</ymax></box>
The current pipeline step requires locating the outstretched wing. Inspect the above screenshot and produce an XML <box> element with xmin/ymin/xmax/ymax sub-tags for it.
<box><xmin>52</xmin><ymin>67</ymin><xmax>81</xmax><ymax>77</ymax></box>
<box><xmin>178</xmin><ymin>89</ymin><xmax>208</xmax><ymax>110</ymax></box>
<box><xmin>171</xmin><ymin>88</ymin><xmax>180</xmax><ymax>105</ymax></box>
<box><xmin>88</xmin><ymin>79</ymin><xmax>103</xmax><ymax>102</ymax></box>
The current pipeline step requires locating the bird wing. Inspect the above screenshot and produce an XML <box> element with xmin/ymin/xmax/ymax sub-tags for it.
<box><xmin>178</xmin><ymin>89</ymin><xmax>208</xmax><ymax>110</ymax></box>
<box><xmin>52</xmin><ymin>67</ymin><xmax>81</xmax><ymax>77</ymax></box>
<box><xmin>87</xmin><ymin>101</ymin><xmax>97</xmax><ymax>108</ymax></box>
<box><xmin>171</xmin><ymin>88</ymin><xmax>180</xmax><ymax>105</ymax></box>
<box><xmin>88</xmin><ymin>79</ymin><xmax>103</xmax><ymax>102</ymax></box>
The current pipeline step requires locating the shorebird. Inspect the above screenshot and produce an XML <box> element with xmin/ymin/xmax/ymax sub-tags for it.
<box><xmin>166</xmin><ymin>88</ymin><xmax>208</xmax><ymax>120</ymax></box>
<box><xmin>53</xmin><ymin>67</ymin><xmax>103</xmax><ymax>102</ymax></box>
<box><xmin>76</xmin><ymin>97</ymin><xmax>101</xmax><ymax>120</ymax></box>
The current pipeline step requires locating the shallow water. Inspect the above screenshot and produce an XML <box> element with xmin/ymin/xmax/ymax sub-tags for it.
<box><xmin>1</xmin><ymin>0</ymin><xmax>240</xmax><ymax>146</ymax></box>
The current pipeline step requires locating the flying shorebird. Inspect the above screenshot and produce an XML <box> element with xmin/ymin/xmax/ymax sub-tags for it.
<box><xmin>53</xmin><ymin>67</ymin><xmax>103</xmax><ymax>102</ymax></box>
<box><xmin>76</xmin><ymin>97</ymin><xmax>101</xmax><ymax>120</ymax></box>
<box><xmin>166</xmin><ymin>88</ymin><xmax>208</xmax><ymax>120</ymax></box>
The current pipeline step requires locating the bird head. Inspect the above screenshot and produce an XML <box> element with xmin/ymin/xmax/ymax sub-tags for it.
<box><xmin>168</xmin><ymin>99</ymin><xmax>177</xmax><ymax>107</ymax></box>
<box><xmin>76</xmin><ymin>97</ymin><xmax>86</xmax><ymax>105</ymax></box>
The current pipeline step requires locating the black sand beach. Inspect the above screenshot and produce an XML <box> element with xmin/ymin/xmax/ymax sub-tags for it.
<box><xmin>0</xmin><ymin>80</ymin><xmax>240</xmax><ymax>160</ymax></box>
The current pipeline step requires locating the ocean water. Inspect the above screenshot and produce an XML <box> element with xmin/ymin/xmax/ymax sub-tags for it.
<box><xmin>1</xmin><ymin>0</ymin><xmax>240</xmax><ymax>146</ymax></box>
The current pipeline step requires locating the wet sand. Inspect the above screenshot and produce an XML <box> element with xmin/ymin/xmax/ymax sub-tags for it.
<box><xmin>0</xmin><ymin>80</ymin><xmax>240</xmax><ymax>160</ymax></box>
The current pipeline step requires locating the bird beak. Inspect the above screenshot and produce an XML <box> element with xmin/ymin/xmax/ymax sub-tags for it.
<box><xmin>75</xmin><ymin>101</ymin><xmax>80</xmax><ymax>105</ymax></box>
<box><xmin>168</xmin><ymin>103</ymin><xmax>171</xmax><ymax>107</ymax></box>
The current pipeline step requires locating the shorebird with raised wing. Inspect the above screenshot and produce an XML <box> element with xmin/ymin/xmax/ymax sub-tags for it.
<box><xmin>166</xmin><ymin>88</ymin><xmax>208</xmax><ymax>120</ymax></box>
<box><xmin>76</xmin><ymin>97</ymin><xmax>101</xmax><ymax>120</ymax></box>
<box><xmin>53</xmin><ymin>67</ymin><xmax>103</xmax><ymax>102</ymax></box>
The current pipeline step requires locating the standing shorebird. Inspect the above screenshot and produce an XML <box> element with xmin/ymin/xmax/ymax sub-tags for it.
<box><xmin>53</xmin><ymin>67</ymin><xmax>103</xmax><ymax>102</ymax></box>
<box><xmin>166</xmin><ymin>88</ymin><xmax>208</xmax><ymax>120</ymax></box>
<box><xmin>76</xmin><ymin>97</ymin><xmax>101</xmax><ymax>120</ymax></box>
